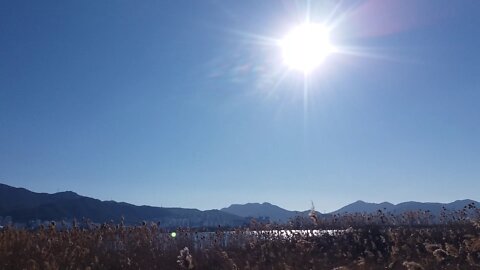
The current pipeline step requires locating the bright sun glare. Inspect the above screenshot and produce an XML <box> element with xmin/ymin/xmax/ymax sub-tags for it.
<box><xmin>280</xmin><ymin>23</ymin><xmax>334</xmax><ymax>73</ymax></box>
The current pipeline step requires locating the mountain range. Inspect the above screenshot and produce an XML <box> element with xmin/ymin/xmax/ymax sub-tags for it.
<box><xmin>0</xmin><ymin>183</ymin><xmax>477</xmax><ymax>227</ymax></box>
<box><xmin>331</xmin><ymin>199</ymin><xmax>478</xmax><ymax>217</ymax></box>
<box><xmin>0</xmin><ymin>183</ymin><xmax>245</xmax><ymax>227</ymax></box>
<box><xmin>221</xmin><ymin>202</ymin><xmax>309</xmax><ymax>223</ymax></box>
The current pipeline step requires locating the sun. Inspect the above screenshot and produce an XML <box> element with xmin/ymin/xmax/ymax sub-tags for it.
<box><xmin>280</xmin><ymin>23</ymin><xmax>334</xmax><ymax>73</ymax></box>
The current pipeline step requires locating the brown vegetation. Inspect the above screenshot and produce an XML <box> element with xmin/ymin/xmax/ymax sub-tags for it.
<box><xmin>1</xmin><ymin>207</ymin><xmax>480</xmax><ymax>270</ymax></box>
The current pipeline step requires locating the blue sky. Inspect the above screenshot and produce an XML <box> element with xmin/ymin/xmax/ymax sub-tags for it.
<box><xmin>1</xmin><ymin>0</ymin><xmax>479</xmax><ymax>212</ymax></box>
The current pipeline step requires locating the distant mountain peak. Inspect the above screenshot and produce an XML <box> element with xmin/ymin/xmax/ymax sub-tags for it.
<box><xmin>54</xmin><ymin>190</ymin><xmax>79</xmax><ymax>196</ymax></box>
<box><xmin>1</xmin><ymin>183</ymin><xmax>478</xmax><ymax>227</ymax></box>
<box><xmin>331</xmin><ymin>199</ymin><xmax>477</xmax><ymax>215</ymax></box>
<box><xmin>350</xmin><ymin>200</ymin><xmax>393</xmax><ymax>205</ymax></box>
<box><xmin>0</xmin><ymin>183</ymin><xmax>246</xmax><ymax>227</ymax></box>
<box><xmin>221</xmin><ymin>202</ymin><xmax>314</xmax><ymax>223</ymax></box>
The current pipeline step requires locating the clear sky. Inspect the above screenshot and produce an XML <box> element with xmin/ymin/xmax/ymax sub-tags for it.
<box><xmin>1</xmin><ymin>0</ymin><xmax>479</xmax><ymax>212</ymax></box>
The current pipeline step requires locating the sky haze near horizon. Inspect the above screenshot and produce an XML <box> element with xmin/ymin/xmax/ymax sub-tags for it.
<box><xmin>1</xmin><ymin>0</ymin><xmax>479</xmax><ymax>212</ymax></box>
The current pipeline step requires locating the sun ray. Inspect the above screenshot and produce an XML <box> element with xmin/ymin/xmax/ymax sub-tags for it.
<box><xmin>303</xmin><ymin>71</ymin><xmax>310</xmax><ymax>141</ymax></box>
<box><xmin>215</xmin><ymin>26</ymin><xmax>280</xmax><ymax>47</ymax></box>
<box><xmin>334</xmin><ymin>46</ymin><xmax>416</xmax><ymax>63</ymax></box>
<box><xmin>266</xmin><ymin>68</ymin><xmax>291</xmax><ymax>98</ymax></box>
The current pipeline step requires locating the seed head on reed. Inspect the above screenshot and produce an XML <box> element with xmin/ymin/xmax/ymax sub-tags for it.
<box><xmin>402</xmin><ymin>261</ymin><xmax>424</xmax><ymax>270</ymax></box>
<box><xmin>308</xmin><ymin>201</ymin><xmax>319</xmax><ymax>225</ymax></box>
<box><xmin>177</xmin><ymin>247</ymin><xmax>194</xmax><ymax>269</ymax></box>
<box><xmin>432</xmin><ymin>248</ymin><xmax>448</xmax><ymax>261</ymax></box>
<box><xmin>424</xmin><ymin>243</ymin><xmax>442</xmax><ymax>253</ymax></box>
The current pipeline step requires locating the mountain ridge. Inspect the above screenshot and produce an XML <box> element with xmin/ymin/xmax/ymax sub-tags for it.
<box><xmin>331</xmin><ymin>199</ymin><xmax>478</xmax><ymax>217</ymax></box>
<box><xmin>1</xmin><ymin>183</ymin><xmax>478</xmax><ymax>226</ymax></box>
<box><xmin>221</xmin><ymin>202</ymin><xmax>304</xmax><ymax>223</ymax></box>
<box><xmin>0</xmin><ymin>183</ymin><xmax>246</xmax><ymax>227</ymax></box>
<box><xmin>221</xmin><ymin>199</ymin><xmax>479</xmax><ymax>221</ymax></box>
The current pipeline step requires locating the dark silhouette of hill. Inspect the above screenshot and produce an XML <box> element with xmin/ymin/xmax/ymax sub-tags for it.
<box><xmin>0</xmin><ymin>183</ymin><xmax>245</xmax><ymax>227</ymax></box>
<box><xmin>0</xmin><ymin>183</ymin><xmax>80</xmax><ymax>211</ymax></box>
<box><xmin>331</xmin><ymin>199</ymin><xmax>478</xmax><ymax>216</ymax></box>
<box><xmin>221</xmin><ymin>202</ymin><xmax>302</xmax><ymax>223</ymax></box>
<box><xmin>221</xmin><ymin>202</ymin><xmax>324</xmax><ymax>223</ymax></box>
<box><xmin>1</xmin><ymin>183</ymin><xmax>478</xmax><ymax>226</ymax></box>
<box><xmin>221</xmin><ymin>199</ymin><xmax>479</xmax><ymax>222</ymax></box>
<box><xmin>331</xmin><ymin>200</ymin><xmax>395</xmax><ymax>214</ymax></box>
